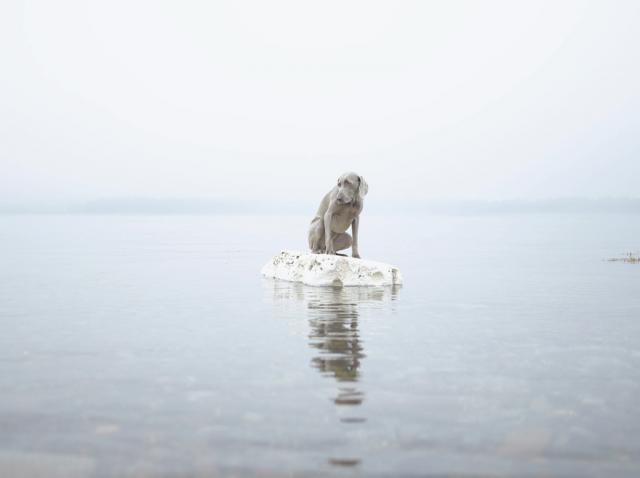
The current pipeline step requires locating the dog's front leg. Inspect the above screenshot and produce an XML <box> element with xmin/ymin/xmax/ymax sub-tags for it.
<box><xmin>324</xmin><ymin>211</ymin><xmax>335</xmax><ymax>254</ymax></box>
<box><xmin>351</xmin><ymin>216</ymin><xmax>360</xmax><ymax>259</ymax></box>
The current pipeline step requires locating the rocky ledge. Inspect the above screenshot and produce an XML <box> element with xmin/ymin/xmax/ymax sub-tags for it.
<box><xmin>261</xmin><ymin>250</ymin><xmax>403</xmax><ymax>287</ymax></box>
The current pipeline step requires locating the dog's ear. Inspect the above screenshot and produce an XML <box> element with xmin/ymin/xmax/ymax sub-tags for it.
<box><xmin>358</xmin><ymin>175</ymin><xmax>368</xmax><ymax>199</ymax></box>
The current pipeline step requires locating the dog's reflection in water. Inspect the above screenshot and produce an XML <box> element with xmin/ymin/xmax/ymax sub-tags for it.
<box><xmin>266</xmin><ymin>280</ymin><xmax>400</xmax><ymax>467</ymax></box>
<box><xmin>307</xmin><ymin>287</ymin><xmax>367</xmax><ymax>408</ymax></box>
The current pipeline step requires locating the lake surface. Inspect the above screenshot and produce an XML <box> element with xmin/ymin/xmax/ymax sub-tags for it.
<box><xmin>1</xmin><ymin>214</ymin><xmax>639</xmax><ymax>477</ymax></box>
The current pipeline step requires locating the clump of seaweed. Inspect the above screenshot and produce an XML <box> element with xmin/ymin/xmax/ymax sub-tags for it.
<box><xmin>608</xmin><ymin>252</ymin><xmax>640</xmax><ymax>264</ymax></box>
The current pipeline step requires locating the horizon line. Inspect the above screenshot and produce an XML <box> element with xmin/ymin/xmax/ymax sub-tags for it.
<box><xmin>1</xmin><ymin>197</ymin><xmax>640</xmax><ymax>215</ymax></box>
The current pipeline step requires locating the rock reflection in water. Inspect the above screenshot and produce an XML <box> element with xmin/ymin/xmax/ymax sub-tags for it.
<box><xmin>265</xmin><ymin>280</ymin><xmax>399</xmax><ymax>468</ymax></box>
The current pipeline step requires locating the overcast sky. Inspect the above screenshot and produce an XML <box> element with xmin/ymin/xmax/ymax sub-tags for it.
<box><xmin>1</xmin><ymin>0</ymin><xmax>639</xmax><ymax>208</ymax></box>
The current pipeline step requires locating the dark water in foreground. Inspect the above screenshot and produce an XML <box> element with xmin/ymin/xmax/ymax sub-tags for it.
<box><xmin>0</xmin><ymin>214</ymin><xmax>639</xmax><ymax>477</ymax></box>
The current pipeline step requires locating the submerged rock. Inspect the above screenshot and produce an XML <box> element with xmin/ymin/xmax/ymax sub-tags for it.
<box><xmin>261</xmin><ymin>250</ymin><xmax>403</xmax><ymax>287</ymax></box>
<box><xmin>607</xmin><ymin>252</ymin><xmax>639</xmax><ymax>264</ymax></box>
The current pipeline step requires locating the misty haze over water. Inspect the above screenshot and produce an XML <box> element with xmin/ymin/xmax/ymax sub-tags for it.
<box><xmin>2</xmin><ymin>1</ymin><xmax>639</xmax><ymax>206</ymax></box>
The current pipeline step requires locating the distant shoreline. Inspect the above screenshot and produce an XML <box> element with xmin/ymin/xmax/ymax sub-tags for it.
<box><xmin>1</xmin><ymin>198</ymin><xmax>640</xmax><ymax>216</ymax></box>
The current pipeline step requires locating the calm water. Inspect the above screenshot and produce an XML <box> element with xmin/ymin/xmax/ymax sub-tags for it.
<box><xmin>1</xmin><ymin>214</ymin><xmax>639</xmax><ymax>477</ymax></box>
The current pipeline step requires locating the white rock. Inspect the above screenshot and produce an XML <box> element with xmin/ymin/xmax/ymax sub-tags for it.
<box><xmin>261</xmin><ymin>250</ymin><xmax>403</xmax><ymax>287</ymax></box>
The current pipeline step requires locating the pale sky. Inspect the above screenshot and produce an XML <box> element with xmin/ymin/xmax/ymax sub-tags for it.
<box><xmin>1</xmin><ymin>0</ymin><xmax>639</xmax><ymax>208</ymax></box>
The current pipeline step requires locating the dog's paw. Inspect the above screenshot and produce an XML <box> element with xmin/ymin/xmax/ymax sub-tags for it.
<box><xmin>352</xmin><ymin>253</ymin><xmax>361</xmax><ymax>259</ymax></box>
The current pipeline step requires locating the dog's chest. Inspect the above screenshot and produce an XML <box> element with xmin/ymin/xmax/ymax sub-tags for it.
<box><xmin>330</xmin><ymin>206</ymin><xmax>358</xmax><ymax>233</ymax></box>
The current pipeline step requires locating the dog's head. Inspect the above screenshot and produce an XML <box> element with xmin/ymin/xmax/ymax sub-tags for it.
<box><xmin>336</xmin><ymin>172</ymin><xmax>368</xmax><ymax>205</ymax></box>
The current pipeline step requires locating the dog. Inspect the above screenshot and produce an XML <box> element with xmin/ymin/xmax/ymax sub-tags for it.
<box><xmin>308</xmin><ymin>172</ymin><xmax>368</xmax><ymax>258</ymax></box>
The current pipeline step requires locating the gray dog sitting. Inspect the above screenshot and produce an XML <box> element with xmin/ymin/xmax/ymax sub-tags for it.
<box><xmin>308</xmin><ymin>172</ymin><xmax>368</xmax><ymax>258</ymax></box>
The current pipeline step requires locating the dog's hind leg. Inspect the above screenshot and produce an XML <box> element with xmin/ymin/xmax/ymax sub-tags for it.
<box><xmin>308</xmin><ymin>218</ymin><xmax>326</xmax><ymax>253</ymax></box>
<box><xmin>332</xmin><ymin>232</ymin><xmax>352</xmax><ymax>253</ymax></box>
